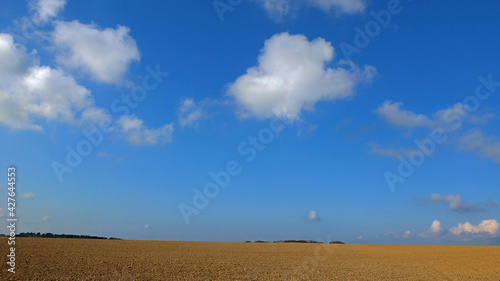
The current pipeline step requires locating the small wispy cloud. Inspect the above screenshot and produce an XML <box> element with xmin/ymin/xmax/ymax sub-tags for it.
<box><xmin>116</xmin><ymin>115</ymin><xmax>174</xmax><ymax>145</ymax></box>
<box><xmin>297</xmin><ymin>124</ymin><xmax>318</xmax><ymax>137</ymax></box>
<box><xmin>307</xmin><ymin>210</ymin><xmax>320</xmax><ymax>221</ymax></box>
<box><xmin>368</xmin><ymin>142</ymin><xmax>416</xmax><ymax>159</ymax></box>
<box><xmin>177</xmin><ymin>98</ymin><xmax>218</xmax><ymax>128</ymax></box>
<box><xmin>375</xmin><ymin>101</ymin><xmax>494</xmax><ymax>132</ymax></box>
<box><xmin>97</xmin><ymin>152</ymin><xmax>111</xmax><ymax>158</ymax></box>
<box><xmin>384</xmin><ymin>230</ymin><xmax>412</xmax><ymax>239</ymax></box>
<box><xmin>458</xmin><ymin>129</ymin><xmax>500</xmax><ymax>163</ymax></box>
<box><xmin>30</xmin><ymin>0</ymin><xmax>67</xmax><ymax>24</ymax></box>
<box><xmin>416</xmin><ymin>193</ymin><xmax>497</xmax><ymax>213</ymax></box>
<box><xmin>374</xmin><ymin>101</ymin><xmax>433</xmax><ymax>128</ymax></box>
<box><xmin>21</xmin><ymin>192</ymin><xmax>35</xmax><ymax>199</ymax></box>
<box><xmin>42</xmin><ymin>215</ymin><xmax>53</xmax><ymax>221</ymax></box>
<box><xmin>256</xmin><ymin>0</ymin><xmax>366</xmax><ymax>22</ymax></box>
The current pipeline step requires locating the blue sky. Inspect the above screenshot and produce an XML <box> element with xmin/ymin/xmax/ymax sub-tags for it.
<box><xmin>0</xmin><ymin>0</ymin><xmax>499</xmax><ymax>245</ymax></box>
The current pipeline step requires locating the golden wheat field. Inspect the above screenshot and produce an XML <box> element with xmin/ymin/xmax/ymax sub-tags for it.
<box><xmin>1</xmin><ymin>238</ymin><xmax>499</xmax><ymax>280</ymax></box>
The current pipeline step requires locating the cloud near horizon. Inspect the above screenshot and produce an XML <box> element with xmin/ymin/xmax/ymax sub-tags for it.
<box><xmin>419</xmin><ymin>219</ymin><xmax>499</xmax><ymax>238</ymax></box>
<box><xmin>228</xmin><ymin>32</ymin><xmax>375</xmax><ymax>120</ymax></box>
<box><xmin>450</xmin><ymin>219</ymin><xmax>499</xmax><ymax>236</ymax></box>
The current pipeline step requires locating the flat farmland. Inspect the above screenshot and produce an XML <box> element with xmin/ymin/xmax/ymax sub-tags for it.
<box><xmin>1</xmin><ymin>238</ymin><xmax>499</xmax><ymax>280</ymax></box>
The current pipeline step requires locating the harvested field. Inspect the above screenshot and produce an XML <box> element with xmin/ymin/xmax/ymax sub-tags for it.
<box><xmin>1</xmin><ymin>238</ymin><xmax>499</xmax><ymax>280</ymax></box>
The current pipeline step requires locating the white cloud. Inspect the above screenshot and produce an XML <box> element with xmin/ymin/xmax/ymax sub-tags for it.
<box><xmin>374</xmin><ymin>101</ymin><xmax>499</xmax><ymax>163</ymax></box>
<box><xmin>80</xmin><ymin>107</ymin><xmax>112</xmax><ymax>126</ymax></box>
<box><xmin>117</xmin><ymin>115</ymin><xmax>143</xmax><ymax>131</ymax></box>
<box><xmin>375</xmin><ymin>101</ymin><xmax>492</xmax><ymax>132</ymax></box>
<box><xmin>374</xmin><ymin>101</ymin><xmax>433</xmax><ymax>128</ymax></box>
<box><xmin>307</xmin><ymin>210</ymin><xmax>319</xmax><ymax>221</ymax></box>
<box><xmin>418</xmin><ymin>220</ymin><xmax>442</xmax><ymax>238</ymax></box>
<box><xmin>458</xmin><ymin>129</ymin><xmax>500</xmax><ymax>163</ymax></box>
<box><xmin>357</xmin><ymin>235</ymin><xmax>363</xmax><ymax>240</ymax></box>
<box><xmin>256</xmin><ymin>0</ymin><xmax>365</xmax><ymax>21</ymax></box>
<box><xmin>384</xmin><ymin>230</ymin><xmax>412</xmax><ymax>239</ymax></box>
<box><xmin>430</xmin><ymin>220</ymin><xmax>442</xmax><ymax>234</ymax></box>
<box><xmin>53</xmin><ymin>20</ymin><xmax>140</xmax><ymax>84</ymax></box>
<box><xmin>144</xmin><ymin>224</ymin><xmax>150</xmax><ymax>229</ymax></box>
<box><xmin>0</xmin><ymin>34</ymin><xmax>31</xmax><ymax>77</ymax></box>
<box><xmin>0</xmin><ymin>208</ymin><xmax>4</xmax><ymax>217</ymax></box>
<box><xmin>117</xmin><ymin>115</ymin><xmax>174</xmax><ymax>145</ymax></box>
<box><xmin>228</xmin><ymin>32</ymin><xmax>375</xmax><ymax>120</ymax></box>
<box><xmin>420</xmin><ymin>219</ymin><xmax>500</xmax><ymax>239</ymax></box>
<box><xmin>30</xmin><ymin>0</ymin><xmax>66</xmax><ymax>24</ymax></box>
<box><xmin>0</xmin><ymin>33</ymin><xmax>96</xmax><ymax>130</ymax></box>
<box><xmin>177</xmin><ymin>98</ymin><xmax>217</xmax><ymax>128</ymax></box>
<box><xmin>21</xmin><ymin>192</ymin><xmax>35</xmax><ymax>199</ymax></box>
<box><xmin>449</xmin><ymin>219</ymin><xmax>499</xmax><ymax>236</ymax></box>
<box><xmin>0</xmin><ymin>34</ymin><xmax>172</xmax><ymax>144</ymax></box>
<box><xmin>368</xmin><ymin>142</ymin><xmax>415</xmax><ymax>159</ymax></box>
<box><xmin>178</xmin><ymin>98</ymin><xmax>202</xmax><ymax>127</ymax></box>
<box><xmin>257</xmin><ymin>0</ymin><xmax>290</xmax><ymax>21</ymax></box>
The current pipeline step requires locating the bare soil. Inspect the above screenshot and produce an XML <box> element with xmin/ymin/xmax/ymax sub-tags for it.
<box><xmin>1</xmin><ymin>238</ymin><xmax>499</xmax><ymax>280</ymax></box>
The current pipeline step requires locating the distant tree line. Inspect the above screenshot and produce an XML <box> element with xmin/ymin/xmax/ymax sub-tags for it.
<box><xmin>0</xmin><ymin>232</ymin><xmax>122</xmax><ymax>240</ymax></box>
<box><xmin>245</xmin><ymin>240</ymin><xmax>345</xmax><ymax>244</ymax></box>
